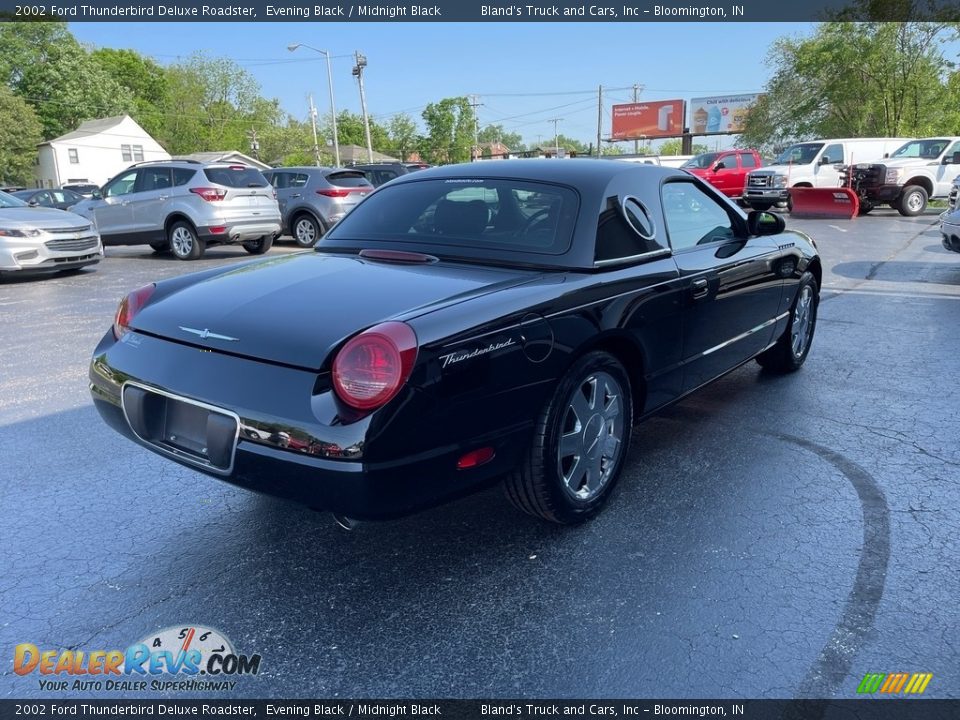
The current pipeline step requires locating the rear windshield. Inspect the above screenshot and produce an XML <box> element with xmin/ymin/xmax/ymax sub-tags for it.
<box><xmin>203</xmin><ymin>166</ymin><xmax>269</xmax><ymax>188</ymax></box>
<box><xmin>326</xmin><ymin>171</ymin><xmax>372</xmax><ymax>188</ymax></box>
<box><xmin>323</xmin><ymin>178</ymin><xmax>579</xmax><ymax>257</ymax></box>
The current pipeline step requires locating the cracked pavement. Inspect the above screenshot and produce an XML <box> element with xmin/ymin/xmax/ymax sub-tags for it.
<box><xmin>1</xmin><ymin>210</ymin><xmax>958</xmax><ymax>699</ymax></box>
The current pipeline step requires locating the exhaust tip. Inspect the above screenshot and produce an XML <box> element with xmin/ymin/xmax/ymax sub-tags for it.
<box><xmin>332</xmin><ymin>514</ymin><xmax>360</xmax><ymax>531</ymax></box>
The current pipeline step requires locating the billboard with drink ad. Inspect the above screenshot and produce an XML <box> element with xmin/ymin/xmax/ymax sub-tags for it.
<box><xmin>689</xmin><ymin>94</ymin><xmax>763</xmax><ymax>134</ymax></box>
<box><xmin>611</xmin><ymin>100</ymin><xmax>685</xmax><ymax>140</ymax></box>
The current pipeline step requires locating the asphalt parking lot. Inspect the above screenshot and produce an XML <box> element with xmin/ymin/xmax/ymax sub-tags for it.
<box><xmin>2</xmin><ymin>211</ymin><xmax>959</xmax><ymax>700</ymax></box>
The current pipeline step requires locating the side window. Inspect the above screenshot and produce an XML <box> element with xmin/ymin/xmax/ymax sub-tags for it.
<box><xmin>944</xmin><ymin>141</ymin><xmax>960</xmax><ymax>162</ymax></box>
<box><xmin>715</xmin><ymin>154</ymin><xmax>737</xmax><ymax>170</ymax></box>
<box><xmin>269</xmin><ymin>172</ymin><xmax>287</xmax><ymax>189</ymax></box>
<box><xmin>290</xmin><ymin>173</ymin><xmax>309</xmax><ymax>189</ymax></box>
<box><xmin>103</xmin><ymin>170</ymin><xmax>138</xmax><ymax>198</ymax></box>
<box><xmin>173</xmin><ymin>168</ymin><xmax>195</xmax><ymax>186</ymax></box>
<box><xmin>136</xmin><ymin>168</ymin><xmax>173</xmax><ymax>192</ymax></box>
<box><xmin>740</xmin><ymin>153</ymin><xmax>757</xmax><ymax>168</ymax></box>
<box><xmin>379</xmin><ymin>170</ymin><xmax>398</xmax><ymax>184</ymax></box>
<box><xmin>35</xmin><ymin>191</ymin><xmax>52</xmax><ymax>206</ymax></box>
<box><xmin>661</xmin><ymin>182</ymin><xmax>737</xmax><ymax>251</ymax></box>
<box><xmin>821</xmin><ymin>144</ymin><xmax>844</xmax><ymax>165</ymax></box>
<box><xmin>594</xmin><ymin>196</ymin><xmax>666</xmax><ymax>264</ymax></box>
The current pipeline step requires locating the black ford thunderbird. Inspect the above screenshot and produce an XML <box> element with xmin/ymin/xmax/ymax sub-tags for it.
<box><xmin>90</xmin><ymin>160</ymin><xmax>820</xmax><ymax>525</ymax></box>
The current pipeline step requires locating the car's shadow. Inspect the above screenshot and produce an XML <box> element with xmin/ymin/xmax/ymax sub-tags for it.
<box><xmin>832</xmin><ymin>260</ymin><xmax>960</xmax><ymax>285</ymax></box>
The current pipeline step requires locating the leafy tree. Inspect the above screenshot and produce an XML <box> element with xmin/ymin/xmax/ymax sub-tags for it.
<box><xmin>600</xmin><ymin>144</ymin><xmax>624</xmax><ymax>156</ymax></box>
<box><xmin>319</xmin><ymin>110</ymin><xmax>391</xmax><ymax>155</ymax></box>
<box><xmin>385</xmin><ymin>114</ymin><xmax>421</xmax><ymax>161</ymax></box>
<box><xmin>477</xmin><ymin>124</ymin><xmax>525</xmax><ymax>151</ymax></box>
<box><xmin>739</xmin><ymin>21</ymin><xmax>959</xmax><ymax>152</ymax></box>
<box><xmin>659</xmin><ymin>139</ymin><xmax>710</xmax><ymax>156</ymax></box>
<box><xmin>0</xmin><ymin>21</ymin><xmax>134</xmax><ymax>138</ymax></box>
<box><xmin>421</xmin><ymin>97</ymin><xmax>475</xmax><ymax>164</ymax></box>
<box><xmin>0</xmin><ymin>85</ymin><xmax>43</xmax><ymax>184</ymax></box>
<box><xmin>91</xmin><ymin>48</ymin><xmax>168</xmax><ymax>138</ymax></box>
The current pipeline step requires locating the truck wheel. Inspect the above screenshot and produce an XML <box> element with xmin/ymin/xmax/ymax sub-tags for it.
<box><xmin>897</xmin><ymin>186</ymin><xmax>928</xmax><ymax>217</ymax></box>
<box><xmin>504</xmin><ymin>351</ymin><xmax>633</xmax><ymax>524</ymax></box>
<box><xmin>857</xmin><ymin>201</ymin><xmax>874</xmax><ymax>216</ymax></box>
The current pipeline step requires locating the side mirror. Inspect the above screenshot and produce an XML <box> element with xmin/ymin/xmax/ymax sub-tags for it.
<box><xmin>819</xmin><ymin>155</ymin><xmax>832</xmax><ymax>165</ymax></box>
<box><xmin>713</xmin><ymin>162</ymin><xmax>726</xmax><ymax>171</ymax></box>
<box><xmin>747</xmin><ymin>210</ymin><xmax>785</xmax><ymax>237</ymax></box>
<box><xmin>91</xmin><ymin>190</ymin><xmax>102</xmax><ymax>200</ymax></box>
<box><xmin>883</xmin><ymin>153</ymin><xmax>890</xmax><ymax>159</ymax></box>
<box><xmin>27</xmin><ymin>199</ymin><xmax>39</xmax><ymax>207</ymax></box>
<box><xmin>947</xmin><ymin>152</ymin><xmax>960</xmax><ymax>165</ymax></box>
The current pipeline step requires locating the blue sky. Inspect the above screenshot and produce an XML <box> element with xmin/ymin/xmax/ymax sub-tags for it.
<box><xmin>70</xmin><ymin>22</ymin><xmax>815</xmax><ymax>152</ymax></box>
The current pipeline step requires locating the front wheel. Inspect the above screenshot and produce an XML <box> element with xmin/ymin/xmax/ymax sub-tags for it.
<box><xmin>857</xmin><ymin>201</ymin><xmax>874</xmax><ymax>216</ymax></box>
<box><xmin>897</xmin><ymin>185</ymin><xmax>928</xmax><ymax>217</ymax></box>
<box><xmin>505</xmin><ymin>351</ymin><xmax>633</xmax><ymax>524</ymax></box>
<box><xmin>243</xmin><ymin>235</ymin><xmax>274</xmax><ymax>255</ymax></box>
<box><xmin>756</xmin><ymin>271</ymin><xmax>819</xmax><ymax>372</ymax></box>
<box><xmin>168</xmin><ymin>221</ymin><xmax>204</xmax><ymax>260</ymax></box>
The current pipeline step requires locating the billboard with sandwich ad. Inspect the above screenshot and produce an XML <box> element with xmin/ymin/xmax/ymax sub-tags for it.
<box><xmin>611</xmin><ymin>100</ymin><xmax>685</xmax><ymax>140</ymax></box>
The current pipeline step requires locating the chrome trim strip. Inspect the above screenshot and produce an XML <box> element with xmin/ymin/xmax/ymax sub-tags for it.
<box><xmin>700</xmin><ymin>312</ymin><xmax>790</xmax><ymax>358</ymax></box>
<box><xmin>120</xmin><ymin>380</ymin><xmax>240</xmax><ymax>476</ymax></box>
<box><xmin>593</xmin><ymin>248</ymin><xmax>672</xmax><ymax>268</ymax></box>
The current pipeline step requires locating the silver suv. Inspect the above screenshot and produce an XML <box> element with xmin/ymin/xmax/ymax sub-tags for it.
<box><xmin>261</xmin><ymin>167</ymin><xmax>372</xmax><ymax>248</ymax></box>
<box><xmin>71</xmin><ymin>160</ymin><xmax>281</xmax><ymax>260</ymax></box>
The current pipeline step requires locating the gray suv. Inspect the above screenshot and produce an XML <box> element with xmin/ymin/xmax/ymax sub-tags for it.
<box><xmin>71</xmin><ymin>160</ymin><xmax>281</xmax><ymax>260</ymax></box>
<box><xmin>262</xmin><ymin>167</ymin><xmax>373</xmax><ymax>247</ymax></box>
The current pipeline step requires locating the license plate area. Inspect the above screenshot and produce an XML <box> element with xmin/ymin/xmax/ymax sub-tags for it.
<box><xmin>121</xmin><ymin>382</ymin><xmax>239</xmax><ymax>474</ymax></box>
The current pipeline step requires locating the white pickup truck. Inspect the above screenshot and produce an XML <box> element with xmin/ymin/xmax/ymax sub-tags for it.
<box><xmin>845</xmin><ymin>137</ymin><xmax>960</xmax><ymax>216</ymax></box>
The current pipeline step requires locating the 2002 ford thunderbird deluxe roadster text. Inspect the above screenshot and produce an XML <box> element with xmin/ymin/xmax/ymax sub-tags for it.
<box><xmin>90</xmin><ymin>160</ymin><xmax>820</xmax><ymax>524</ymax></box>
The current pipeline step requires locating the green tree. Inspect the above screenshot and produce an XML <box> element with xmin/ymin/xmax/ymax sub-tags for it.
<box><xmin>0</xmin><ymin>85</ymin><xmax>43</xmax><ymax>184</ymax></box>
<box><xmin>739</xmin><ymin>21</ymin><xmax>959</xmax><ymax>152</ymax></box>
<box><xmin>0</xmin><ymin>21</ymin><xmax>134</xmax><ymax>138</ymax></box>
<box><xmin>385</xmin><ymin>114</ymin><xmax>421</xmax><ymax>161</ymax></box>
<box><xmin>91</xmin><ymin>48</ymin><xmax>168</xmax><ymax>138</ymax></box>
<box><xmin>421</xmin><ymin>97</ymin><xmax>475</xmax><ymax>164</ymax></box>
<box><xmin>659</xmin><ymin>139</ymin><xmax>709</xmax><ymax>156</ymax></box>
<box><xmin>477</xmin><ymin>124</ymin><xmax>525</xmax><ymax>151</ymax></box>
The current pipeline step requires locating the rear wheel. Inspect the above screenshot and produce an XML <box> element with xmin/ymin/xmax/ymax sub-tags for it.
<box><xmin>243</xmin><ymin>235</ymin><xmax>274</xmax><ymax>255</ymax></box>
<box><xmin>292</xmin><ymin>214</ymin><xmax>322</xmax><ymax>248</ymax></box>
<box><xmin>168</xmin><ymin>221</ymin><xmax>203</xmax><ymax>260</ymax></box>
<box><xmin>757</xmin><ymin>271</ymin><xmax>819</xmax><ymax>372</ymax></box>
<box><xmin>897</xmin><ymin>185</ymin><xmax>928</xmax><ymax>216</ymax></box>
<box><xmin>505</xmin><ymin>351</ymin><xmax>633</xmax><ymax>524</ymax></box>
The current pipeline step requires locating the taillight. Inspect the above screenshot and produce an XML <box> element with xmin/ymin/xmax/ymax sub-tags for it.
<box><xmin>332</xmin><ymin>322</ymin><xmax>418</xmax><ymax>411</ymax></box>
<box><xmin>189</xmin><ymin>187</ymin><xmax>227</xmax><ymax>202</ymax></box>
<box><xmin>316</xmin><ymin>188</ymin><xmax>350</xmax><ymax>198</ymax></box>
<box><xmin>113</xmin><ymin>284</ymin><xmax>156</xmax><ymax>340</ymax></box>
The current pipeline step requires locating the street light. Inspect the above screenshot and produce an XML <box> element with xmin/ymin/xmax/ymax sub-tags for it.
<box><xmin>288</xmin><ymin>42</ymin><xmax>341</xmax><ymax>167</ymax></box>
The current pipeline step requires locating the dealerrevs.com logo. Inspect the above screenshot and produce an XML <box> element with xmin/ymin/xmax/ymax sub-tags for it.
<box><xmin>13</xmin><ymin>625</ymin><xmax>262</xmax><ymax>692</ymax></box>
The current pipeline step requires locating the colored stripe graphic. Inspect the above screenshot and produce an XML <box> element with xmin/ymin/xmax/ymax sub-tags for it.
<box><xmin>859</xmin><ymin>672</ymin><xmax>932</xmax><ymax>695</ymax></box>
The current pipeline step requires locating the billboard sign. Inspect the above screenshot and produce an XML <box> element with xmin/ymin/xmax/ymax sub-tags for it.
<box><xmin>689</xmin><ymin>94</ymin><xmax>763</xmax><ymax>134</ymax></box>
<box><xmin>611</xmin><ymin>100</ymin><xmax>685</xmax><ymax>140</ymax></box>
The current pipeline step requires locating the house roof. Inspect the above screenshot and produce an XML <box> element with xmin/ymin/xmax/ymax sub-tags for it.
<box><xmin>177</xmin><ymin>151</ymin><xmax>271</xmax><ymax>171</ymax></box>
<box><xmin>330</xmin><ymin>144</ymin><xmax>399</xmax><ymax>164</ymax></box>
<box><xmin>45</xmin><ymin>115</ymin><xmax>130</xmax><ymax>144</ymax></box>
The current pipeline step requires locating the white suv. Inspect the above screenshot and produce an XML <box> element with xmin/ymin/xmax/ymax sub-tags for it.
<box><xmin>71</xmin><ymin>160</ymin><xmax>281</xmax><ymax>260</ymax></box>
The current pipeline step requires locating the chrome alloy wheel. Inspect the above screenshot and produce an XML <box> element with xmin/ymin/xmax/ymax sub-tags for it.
<box><xmin>557</xmin><ymin>371</ymin><xmax>625</xmax><ymax>501</ymax></box>
<box><xmin>294</xmin><ymin>217</ymin><xmax>317</xmax><ymax>246</ymax></box>
<box><xmin>171</xmin><ymin>226</ymin><xmax>195</xmax><ymax>257</ymax></box>
<box><xmin>791</xmin><ymin>284</ymin><xmax>815</xmax><ymax>358</ymax></box>
<box><xmin>906</xmin><ymin>190</ymin><xmax>925</xmax><ymax>213</ymax></box>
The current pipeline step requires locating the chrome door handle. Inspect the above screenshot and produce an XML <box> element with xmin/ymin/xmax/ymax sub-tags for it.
<box><xmin>692</xmin><ymin>278</ymin><xmax>709</xmax><ymax>299</ymax></box>
<box><xmin>291</xmin><ymin>193</ymin><xmax>302</xmax><ymax>198</ymax></box>
<box><xmin>158</xmin><ymin>195</ymin><xmax>169</xmax><ymax>200</ymax></box>
<box><xmin>120</xmin><ymin>200</ymin><xmax>130</xmax><ymax>206</ymax></box>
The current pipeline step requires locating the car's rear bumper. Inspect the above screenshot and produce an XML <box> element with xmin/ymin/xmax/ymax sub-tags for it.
<box><xmin>199</xmin><ymin>219</ymin><xmax>281</xmax><ymax>244</ymax></box>
<box><xmin>90</xmin><ymin>330</ymin><xmax>528</xmax><ymax>519</ymax></box>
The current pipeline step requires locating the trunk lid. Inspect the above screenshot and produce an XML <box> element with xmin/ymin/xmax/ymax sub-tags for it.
<box><xmin>132</xmin><ymin>252</ymin><xmax>537</xmax><ymax>368</ymax></box>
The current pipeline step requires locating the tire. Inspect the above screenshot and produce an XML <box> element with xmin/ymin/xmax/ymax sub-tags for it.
<box><xmin>785</xmin><ymin>194</ymin><xmax>793</xmax><ymax>213</ymax></box>
<box><xmin>756</xmin><ymin>271</ymin><xmax>819</xmax><ymax>373</ymax></box>
<box><xmin>897</xmin><ymin>185</ymin><xmax>928</xmax><ymax>217</ymax></box>
<box><xmin>168</xmin><ymin>221</ymin><xmax>204</xmax><ymax>260</ymax></box>
<box><xmin>243</xmin><ymin>235</ymin><xmax>274</xmax><ymax>255</ymax></box>
<box><xmin>857</xmin><ymin>201</ymin><xmax>874</xmax><ymax>216</ymax></box>
<box><xmin>292</xmin><ymin>214</ymin><xmax>322</xmax><ymax>248</ymax></box>
<box><xmin>504</xmin><ymin>351</ymin><xmax>633</xmax><ymax>524</ymax></box>
<box><xmin>149</xmin><ymin>242</ymin><xmax>169</xmax><ymax>253</ymax></box>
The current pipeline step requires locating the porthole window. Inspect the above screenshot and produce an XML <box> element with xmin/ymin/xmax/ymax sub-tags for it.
<box><xmin>622</xmin><ymin>196</ymin><xmax>656</xmax><ymax>240</ymax></box>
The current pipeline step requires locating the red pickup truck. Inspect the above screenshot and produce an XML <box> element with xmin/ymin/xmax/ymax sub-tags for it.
<box><xmin>681</xmin><ymin>149</ymin><xmax>764</xmax><ymax>200</ymax></box>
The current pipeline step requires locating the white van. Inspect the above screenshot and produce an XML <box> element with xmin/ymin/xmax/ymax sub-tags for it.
<box><xmin>743</xmin><ymin>137</ymin><xmax>913</xmax><ymax>211</ymax></box>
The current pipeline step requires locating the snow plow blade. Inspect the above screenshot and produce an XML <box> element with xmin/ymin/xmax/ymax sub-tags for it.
<box><xmin>789</xmin><ymin>187</ymin><xmax>860</xmax><ymax>219</ymax></box>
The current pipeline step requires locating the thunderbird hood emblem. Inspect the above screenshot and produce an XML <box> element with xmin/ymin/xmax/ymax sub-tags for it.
<box><xmin>179</xmin><ymin>326</ymin><xmax>240</xmax><ymax>342</ymax></box>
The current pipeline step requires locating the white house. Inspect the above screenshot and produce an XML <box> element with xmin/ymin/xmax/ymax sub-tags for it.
<box><xmin>35</xmin><ymin>115</ymin><xmax>170</xmax><ymax>189</ymax></box>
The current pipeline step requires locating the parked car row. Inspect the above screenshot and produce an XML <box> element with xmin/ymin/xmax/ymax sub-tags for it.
<box><xmin>939</xmin><ymin>175</ymin><xmax>960</xmax><ymax>254</ymax></box>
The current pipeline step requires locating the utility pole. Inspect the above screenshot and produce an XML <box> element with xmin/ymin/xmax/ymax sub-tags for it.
<box><xmin>352</xmin><ymin>51</ymin><xmax>374</xmax><ymax>163</ymax></box>
<box><xmin>247</xmin><ymin>128</ymin><xmax>260</xmax><ymax>160</ymax></box>
<box><xmin>308</xmin><ymin>94</ymin><xmax>321</xmax><ymax>166</ymax></box>
<box><xmin>633</xmin><ymin>83</ymin><xmax>644</xmax><ymax>155</ymax></box>
<box><xmin>468</xmin><ymin>94</ymin><xmax>482</xmax><ymax>161</ymax></box>
<box><xmin>596</xmin><ymin>85</ymin><xmax>603</xmax><ymax>158</ymax></box>
<box><xmin>549</xmin><ymin>118</ymin><xmax>562</xmax><ymax>157</ymax></box>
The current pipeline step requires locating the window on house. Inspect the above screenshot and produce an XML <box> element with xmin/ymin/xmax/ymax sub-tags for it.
<box><xmin>121</xmin><ymin>145</ymin><xmax>132</xmax><ymax>162</ymax></box>
<box><xmin>133</xmin><ymin>145</ymin><xmax>144</xmax><ymax>162</ymax></box>
<box><xmin>68</xmin><ymin>149</ymin><xmax>79</xmax><ymax>164</ymax></box>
